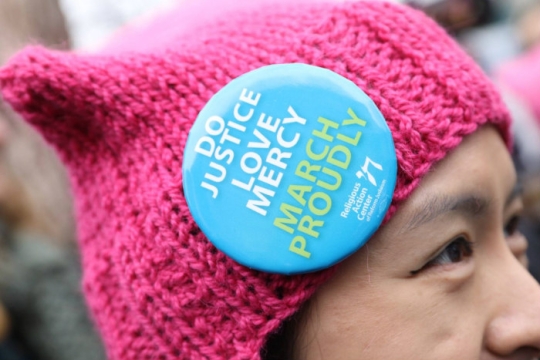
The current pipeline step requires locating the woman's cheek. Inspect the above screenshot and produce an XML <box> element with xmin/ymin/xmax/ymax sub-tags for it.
<box><xmin>299</xmin><ymin>277</ymin><xmax>483</xmax><ymax>359</ymax></box>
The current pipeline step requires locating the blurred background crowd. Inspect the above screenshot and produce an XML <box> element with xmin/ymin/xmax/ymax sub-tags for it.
<box><xmin>0</xmin><ymin>0</ymin><xmax>539</xmax><ymax>359</ymax></box>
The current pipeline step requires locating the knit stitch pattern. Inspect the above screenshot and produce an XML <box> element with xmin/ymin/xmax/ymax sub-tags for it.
<box><xmin>0</xmin><ymin>1</ymin><xmax>511</xmax><ymax>359</ymax></box>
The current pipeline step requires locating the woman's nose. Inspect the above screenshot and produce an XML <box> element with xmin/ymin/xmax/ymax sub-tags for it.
<box><xmin>484</xmin><ymin>248</ymin><xmax>540</xmax><ymax>356</ymax></box>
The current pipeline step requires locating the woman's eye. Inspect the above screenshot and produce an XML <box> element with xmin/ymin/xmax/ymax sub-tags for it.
<box><xmin>503</xmin><ymin>215</ymin><xmax>521</xmax><ymax>238</ymax></box>
<box><xmin>411</xmin><ymin>236</ymin><xmax>474</xmax><ymax>275</ymax></box>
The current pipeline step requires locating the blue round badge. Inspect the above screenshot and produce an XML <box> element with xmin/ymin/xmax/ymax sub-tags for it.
<box><xmin>182</xmin><ymin>64</ymin><xmax>397</xmax><ymax>274</ymax></box>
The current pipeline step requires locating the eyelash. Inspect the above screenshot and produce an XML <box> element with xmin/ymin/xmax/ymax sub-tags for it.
<box><xmin>503</xmin><ymin>215</ymin><xmax>521</xmax><ymax>238</ymax></box>
<box><xmin>411</xmin><ymin>214</ymin><xmax>523</xmax><ymax>275</ymax></box>
<box><xmin>411</xmin><ymin>236</ymin><xmax>474</xmax><ymax>275</ymax></box>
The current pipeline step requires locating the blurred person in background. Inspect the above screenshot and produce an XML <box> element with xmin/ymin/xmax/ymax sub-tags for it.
<box><xmin>515</xmin><ymin>0</ymin><xmax>540</xmax><ymax>51</ymax></box>
<box><xmin>0</xmin><ymin>0</ymin><xmax>106</xmax><ymax>359</ymax></box>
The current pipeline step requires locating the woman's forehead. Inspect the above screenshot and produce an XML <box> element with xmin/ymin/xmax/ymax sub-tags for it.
<box><xmin>376</xmin><ymin>126</ymin><xmax>515</xmax><ymax>244</ymax></box>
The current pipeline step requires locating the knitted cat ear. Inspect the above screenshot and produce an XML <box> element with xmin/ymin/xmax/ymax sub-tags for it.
<box><xmin>0</xmin><ymin>46</ymin><xmax>207</xmax><ymax>163</ymax></box>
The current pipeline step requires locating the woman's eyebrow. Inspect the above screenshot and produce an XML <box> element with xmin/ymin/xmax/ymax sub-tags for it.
<box><xmin>401</xmin><ymin>194</ymin><xmax>490</xmax><ymax>232</ymax></box>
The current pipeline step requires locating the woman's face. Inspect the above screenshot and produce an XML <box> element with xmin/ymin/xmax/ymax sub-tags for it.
<box><xmin>296</xmin><ymin>126</ymin><xmax>540</xmax><ymax>360</ymax></box>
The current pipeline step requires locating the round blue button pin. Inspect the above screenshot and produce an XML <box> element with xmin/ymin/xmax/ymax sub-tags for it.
<box><xmin>182</xmin><ymin>64</ymin><xmax>397</xmax><ymax>274</ymax></box>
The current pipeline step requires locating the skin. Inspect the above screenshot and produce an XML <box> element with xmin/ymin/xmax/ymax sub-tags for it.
<box><xmin>296</xmin><ymin>126</ymin><xmax>540</xmax><ymax>360</ymax></box>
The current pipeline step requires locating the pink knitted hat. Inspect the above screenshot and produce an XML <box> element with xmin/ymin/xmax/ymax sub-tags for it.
<box><xmin>0</xmin><ymin>1</ymin><xmax>511</xmax><ymax>359</ymax></box>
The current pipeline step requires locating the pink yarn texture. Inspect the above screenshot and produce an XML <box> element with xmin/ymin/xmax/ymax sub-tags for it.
<box><xmin>0</xmin><ymin>1</ymin><xmax>511</xmax><ymax>359</ymax></box>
